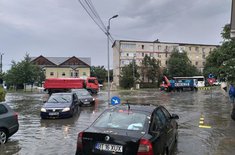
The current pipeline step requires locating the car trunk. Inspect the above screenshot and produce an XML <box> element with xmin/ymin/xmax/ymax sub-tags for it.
<box><xmin>81</xmin><ymin>128</ymin><xmax>145</xmax><ymax>155</ymax></box>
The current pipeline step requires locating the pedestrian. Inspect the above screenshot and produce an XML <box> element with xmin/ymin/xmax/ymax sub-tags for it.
<box><xmin>229</xmin><ymin>84</ymin><xmax>235</xmax><ymax>103</ymax></box>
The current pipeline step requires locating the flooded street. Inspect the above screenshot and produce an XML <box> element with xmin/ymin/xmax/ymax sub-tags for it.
<box><xmin>1</xmin><ymin>87</ymin><xmax>235</xmax><ymax>155</ymax></box>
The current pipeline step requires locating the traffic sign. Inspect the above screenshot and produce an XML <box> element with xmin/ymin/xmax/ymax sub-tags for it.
<box><xmin>208</xmin><ymin>73</ymin><xmax>214</xmax><ymax>78</ymax></box>
<box><xmin>111</xmin><ymin>96</ymin><xmax>121</xmax><ymax>106</ymax></box>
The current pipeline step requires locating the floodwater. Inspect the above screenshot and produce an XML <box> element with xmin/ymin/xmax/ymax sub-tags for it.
<box><xmin>0</xmin><ymin>87</ymin><xmax>235</xmax><ymax>155</ymax></box>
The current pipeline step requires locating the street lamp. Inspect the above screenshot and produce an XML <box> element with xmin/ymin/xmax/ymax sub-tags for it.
<box><xmin>107</xmin><ymin>14</ymin><xmax>118</xmax><ymax>104</ymax></box>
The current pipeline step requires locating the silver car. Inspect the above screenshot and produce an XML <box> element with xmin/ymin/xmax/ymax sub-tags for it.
<box><xmin>0</xmin><ymin>103</ymin><xmax>19</xmax><ymax>144</ymax></box>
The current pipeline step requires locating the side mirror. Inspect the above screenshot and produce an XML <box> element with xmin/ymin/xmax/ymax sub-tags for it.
<box><xmin>43</xmin><ymin>100</ymin><xmax>47</xmax><ymax>103</ymax></box>
<box><xmin>171</xmin><ymin>114</ymin><xmax>179</xmax><ymax>119</ymax></box>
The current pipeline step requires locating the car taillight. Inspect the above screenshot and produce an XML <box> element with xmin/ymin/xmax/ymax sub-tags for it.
<box><xmin>137</xmin><ymin>139</ymin><xmax>154</xmax><ymax>155</ymax></box>
<box><xmin>77</xmin><ymin>132</ymin><xmax>83</xmax><ymax>149</ymax></box>
<box><xmin>14</xmin><ymin>112</ymin><xmax>18</xmax><ymax>120</ymax></box>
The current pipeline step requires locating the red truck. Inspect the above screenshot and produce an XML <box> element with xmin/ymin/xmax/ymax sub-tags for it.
<box><xmin>44</xmin><ymin>77</ymin><xmax>99</xmax><ymax>95</ymax></box>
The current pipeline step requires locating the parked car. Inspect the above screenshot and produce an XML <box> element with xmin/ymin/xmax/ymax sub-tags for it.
<box><xmin>0</xmin><ymin>103</ymin><xmax>19</xmax><ymax>144</ymax></box>
<box><xmin>40</xmin><ymin>92</ymin><xmax>80</xmax><ymax>119</ymax></box>
<box><xmin>71</xmin><ymin>89</ymin><xmax>95</xmax><ymax>106</ymax></box>
<box><xmin>75</xmin><ymin>104</ymin><xmax>179</xmax><ymax>155</ymax></box>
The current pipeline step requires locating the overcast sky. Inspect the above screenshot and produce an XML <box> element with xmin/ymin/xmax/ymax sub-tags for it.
<box><xmin>0</xmin><ymin>0</ymin><xmax>232</xmax><ymax>71</ymax></box>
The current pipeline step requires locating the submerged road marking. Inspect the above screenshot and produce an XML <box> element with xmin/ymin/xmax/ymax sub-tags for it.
<box><xmin>199</xmin><ymin>125</ymin><xmax>211</xmax><ymax>129</ymax></box>
<box><xmin>199</xmin><ymin>115</ymin><xmax>211</xmax><ymax>129</ymax></box>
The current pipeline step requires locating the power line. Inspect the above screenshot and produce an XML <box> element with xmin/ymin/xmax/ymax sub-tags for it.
<box><xmin>77</xmin><ymin>0</ymin><xmax>116</xmax><ymax>44</ymax></box>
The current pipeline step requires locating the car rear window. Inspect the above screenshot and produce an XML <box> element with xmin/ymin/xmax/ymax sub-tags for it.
<box><xmin>93</xmin><ymin>109</ymin><xmax>148</xmax><ymax>131</ymax></box>
<box><xmin>0</xmin><ymin>104</ymin><xmax>8</xmax><ymax>115</ymax></box>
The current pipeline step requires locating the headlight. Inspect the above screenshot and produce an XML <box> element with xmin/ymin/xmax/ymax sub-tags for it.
<box><xmin>41</xmin><ymin>108</ymin><xmax>46</xmax><ymax>112</ymax></box>
<box><xmin>62</xmin><ymin>107</ymin><xmax>70</xmax><ymax>112</ymax></box>
<box><xmin>92</xmin><ymin>98</ymin><xmax>95</xmax><ymax>101</ymax></box>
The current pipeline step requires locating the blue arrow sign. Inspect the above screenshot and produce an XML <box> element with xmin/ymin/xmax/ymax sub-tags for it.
<box><xmin>111</xmin><ymin>96</ymin><xmax>121</xmax><ymax>106</ymax></box>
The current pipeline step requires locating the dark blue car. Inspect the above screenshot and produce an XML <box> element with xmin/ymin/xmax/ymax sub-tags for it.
<box><xmin>40</xmin><ymin>92</ymin><xmax>80</xmax><ymax>119</ymax></box>
<box><xmin>76</xmin><ymin>104</ymin><xmax>179</xmax><ymax>155</ymax></box>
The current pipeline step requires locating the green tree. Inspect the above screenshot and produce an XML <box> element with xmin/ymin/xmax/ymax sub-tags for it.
<box><xmin>120</xmin><ymin>62</ymin><xmax>139</xmax><ymax>89</ymax></box>
<box><xmin>4</xmin><ymin>54</ymin><xmax>45</xmax><ymax>90</ymax></box>
<box><xmin>167</xmin><ymin>49</ymin><xmax>200</xmax><ymax>78</ymax></box>
<box><xmin>140</xmin><ymin>55</ymin><xmax>161</xmax><ymax>83</ymax></box>
<box><xmin>90</xmin><ymin>66</ymin><xmax>107</xmax><ymax>84</ymax></box>
<box><xmin>204</xmin><ymin>24</ymin><xmax>235</xmax><ymax>82</ymax></box>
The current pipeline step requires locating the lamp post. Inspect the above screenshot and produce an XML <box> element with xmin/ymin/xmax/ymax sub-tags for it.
<box><xmin>107</xmin><ymin>14</ymin><xmax>118</xmax><ymax>104</ymax></box>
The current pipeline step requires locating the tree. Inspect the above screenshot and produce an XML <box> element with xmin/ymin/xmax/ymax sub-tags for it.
<box><xmin>204</xmin><ymin>24</ymin><xmax>235</xmax><ymax>82</ymax></box>
<box><xmin>140</xmin><ymin>55</ymin><xmax>161</xmax><ymax>83</ymax></box>
<box><xmin>90</xmin><ymin>66</ymin><xmax>107</xmax><ymax>84</ymax></box>
<box><xmin>120</xmin><ymin>62</ymin><xmax>139</xmax><ymax>89</ymax></box>
<box><xmin>167</xmin><ymin>49</ymin><xmax>200</xmax><ymax>78</ymax></box>
<box><xmin>4</xmin><ymin>54</ymin><xmax>45</xmax><ymax>90</ymax></box>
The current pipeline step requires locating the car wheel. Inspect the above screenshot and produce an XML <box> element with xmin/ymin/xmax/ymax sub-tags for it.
<box><xmin>0</xmin><ymin>129</ymin><xmax>8</xmax><ymax>144</ymax></box>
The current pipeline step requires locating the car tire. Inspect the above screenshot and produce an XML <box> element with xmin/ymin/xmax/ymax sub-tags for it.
<box><xmin>0</xmin><ymin>129</ymin><xmax>8</xmax><ymax>144</ymax></box>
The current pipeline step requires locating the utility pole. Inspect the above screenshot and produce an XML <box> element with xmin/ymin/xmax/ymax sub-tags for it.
<box><xmin>106</xmin><ymin>15</ymin><xmax>118</xmax><ymax>104</ymax></box>
<box><xmin>0</xmin><ymin>53</ymin><xmax>4</xmax><ymax>74</ymax></box>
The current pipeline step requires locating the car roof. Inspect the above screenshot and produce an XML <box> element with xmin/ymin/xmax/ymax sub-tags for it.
<box><xmin>110</xmin><ymin>104</ymin><xmax>159</xmax><ymax>114</ymax></box>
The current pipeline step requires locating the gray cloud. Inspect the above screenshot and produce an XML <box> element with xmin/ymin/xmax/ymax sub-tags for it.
<box><xmin>0</xmin><ymin>0</ymin><xmax>232</xmax><ymax>71</ymax></box>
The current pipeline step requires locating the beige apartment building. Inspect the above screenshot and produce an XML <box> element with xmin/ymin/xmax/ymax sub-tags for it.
<box><xmin>113</xmin><ymin>40</ymin><xmax>219</xmax><ymax>86</ymax></box>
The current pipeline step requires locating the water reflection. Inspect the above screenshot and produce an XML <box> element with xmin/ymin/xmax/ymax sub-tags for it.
<box><xmin>1</xmin><ymin>88</ymin><xmax>235</xmax><ymax>155</ymax></box>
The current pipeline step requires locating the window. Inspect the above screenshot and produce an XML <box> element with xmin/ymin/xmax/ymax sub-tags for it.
<box><xmin>161</xmin><ymin>107</ymin><xmax>171</xmax><ymax>120</ymax></box>
<box><xmin>165</xmin><ymin>60</ymin><xmax>168</xmax><ymax>65</ymax></box>
<box><xmin>142</xmin><ymin>53</ymin><xmax>145</xmax><ymax>57</ymax></box>
<box><xmin>195</xmin><ymin>61</ymin><xmax>198</xmax><ymax>65</ymax></box>
<box><xmin>156</xmin><ymin>109</ymin><xmax>166</xmax><ymax>125</ymax></box>
<box><xmin>62</xmin><ymin>72</ymin><xmax>66</xmax><ymax>76</ymax></box>
<box><xmin>189</xmin><ymin>47</ymin><xmax>191</xmax><ymax>51</ymax></box>
<box><xmin>203</xmin><ymin>62</ymin><xmax>205</xmax><ymax>66</ymax></box>
<box><xmin>50</xmin><ymin>72</ymin><xmax>54</xmax><ymax>76</ymax></box>
<box><xmin>75</xmin><ymin>71</ymin><xmax>79</xmax><ymax>77</ymax></box>
<box><xmin>151</xmin><ymin>113</ymin><xmax>163</xmax><ymax>131</ymax></box>
<box><xmin>195</xmin><ymin>47</ymin><xmax>199</xmax><ymax>52</ymax></box>
<box><xmin>0</xmin><ymin>104</ymin><xmax>8</xmax><ymax>115</ymax></box>
<box><xmin>202</xmin><ymin>48</ymin><xmax>205</xmax><ymax>52</ymax></box>
<box><xmin>141</xmin><ymin>45</ymin><xmax>144</xmax><ymax>49</ymax></box>
<box><xmin>127</xmin><ymin>53</ymin><xmax>129</xmax><ymax>56</ymax></box>
<box><xmin>83</xmin><ymin>72</ymin><xmax>86</xmax><ymax>76</ymax></box>
<box><xmin>165</xmin><ymin>53</ymin><xmax>168</xmax><ymax>58</ymax></box>
<box><xmin>158</xmin><ymin>45</ymin><xmax>161</xmax><ymax>50</ymax></box>
<box><xmin>120</xmin><ymin>44</ymin><xmax>136</xmax><ymax>49</ymax></box>
<box><xmin>70</xmin><ymin>71</ymin><xmax>73</xmax><ymax>77</ymax></box>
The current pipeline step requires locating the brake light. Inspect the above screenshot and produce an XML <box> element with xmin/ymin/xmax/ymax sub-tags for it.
<box><xmin>137</xmin><ymin>139</ymin><xmax>153</xmax><ymax>155</ymax></box>
<box><xmin>77</xmin><ymin>132</ymin><xmax>83</xmax><ymax>149</ymax></box>
<box><xmin>14</xmin><ymin>112</ymin><xmax>18</xmax><ymax>120</ymax></box>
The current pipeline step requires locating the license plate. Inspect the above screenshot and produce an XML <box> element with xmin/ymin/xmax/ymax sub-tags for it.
<box><xmin>95</xmin><ymin>143</ymin><xmax>123</xmax><ymax>152</ymax></box>
<box><xmin>83</xmin><ymin>102</ymin><xmax>90</xmax><ymax>105</ymax></box>
<box><xmin>49</xmin><ymin>112</ymin><xmax>59</xmax><ymax>116</ymax></box>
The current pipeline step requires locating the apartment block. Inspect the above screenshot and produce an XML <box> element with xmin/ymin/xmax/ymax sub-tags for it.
<box><xmin>112</xmin><ymin>40</ymin><xmax>219</xmax><ymax>86</ymax></box>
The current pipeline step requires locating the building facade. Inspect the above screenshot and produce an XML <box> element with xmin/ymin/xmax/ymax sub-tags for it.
<box><xmin>31</xmin><ymin>55</ymin><xmax>91</xmax><ymax>79</ymax></box>
<box><xmin>113</xmin><ymin>40</ymin><xmax>219</xmax><ymax>86</ymax></box>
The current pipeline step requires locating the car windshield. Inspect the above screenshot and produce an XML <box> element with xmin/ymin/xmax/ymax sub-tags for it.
<box><xmin>47</xmin><ymin>94</ymin><xmax>71</xmax><ymax>103</ymax></box>
<box><xmin>93</xmin><ymin>109</ymin><xmax>147</xmax><ymax>131</ymax></box>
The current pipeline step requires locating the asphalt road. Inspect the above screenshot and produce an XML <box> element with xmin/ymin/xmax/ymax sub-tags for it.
<box><xmin>0</xmin><ymin>87</ymin><xmax>235</xmax><ymax>155</ymax></box>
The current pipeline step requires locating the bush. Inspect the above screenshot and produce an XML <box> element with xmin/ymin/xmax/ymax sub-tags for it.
<box><xmin>0</xmin><ymin>87</ymin><xmax>6</xmax><ymax>102</ymax></box>
<box><xmin>140</xmin><ymin>82</ymin><xmax>158</xmax><ymax>88</ymax></box>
